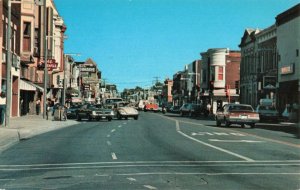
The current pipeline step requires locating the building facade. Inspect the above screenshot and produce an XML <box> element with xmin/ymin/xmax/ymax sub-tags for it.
<box><xmin>276</xmin><ymin>4</ymin><xmax>300</xmax><ymax>115</ymax></box>
<box><xmin>200</xmin><ymin>48</ymin><xmax>240</xmax><ymax>114</ymax></box>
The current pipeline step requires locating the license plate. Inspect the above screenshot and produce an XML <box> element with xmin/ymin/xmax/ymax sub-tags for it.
<box><xmin>240</xmin><ymin>115</ymin><xmax>248</xmax><ymax>119</ymax></box>
<box><xmin>101</xmin><ymin>116</ymin><xmax>106</xmax><ymax>119</ymax></box>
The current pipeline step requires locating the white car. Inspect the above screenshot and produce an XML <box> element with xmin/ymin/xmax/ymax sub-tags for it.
<box><xmin>114</xmin><ymin>102</ymin><xmax>139</xmax><ymax>120</ymax></box>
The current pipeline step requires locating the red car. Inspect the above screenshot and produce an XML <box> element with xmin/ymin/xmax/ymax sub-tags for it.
<box><xmin>144</xmin><ymin>103</ymin><xmax>159</xmax><ymax>112</ymax></box>
<box><xmin>215</xmin><ymin>103</ymin><xmax>260</xmax><ymax>128</ymax></box>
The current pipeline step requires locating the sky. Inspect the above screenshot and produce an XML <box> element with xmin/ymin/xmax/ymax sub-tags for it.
<box><xmin>55</xmin><ymin>0</ymin><xmax>299</xmax><ymax>91</ymax></box>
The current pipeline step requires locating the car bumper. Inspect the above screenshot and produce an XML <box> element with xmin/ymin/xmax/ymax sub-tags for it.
<box><xmin>228</xmin><ymin>118</ymin><xmax>259</xmax><ymax>124</ymax></box>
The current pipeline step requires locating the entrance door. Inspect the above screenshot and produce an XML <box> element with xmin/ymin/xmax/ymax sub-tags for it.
<box><xmin>12</xmin><ymin>76</ymin><xmax>19</xmax><ymax>117</ymax></box>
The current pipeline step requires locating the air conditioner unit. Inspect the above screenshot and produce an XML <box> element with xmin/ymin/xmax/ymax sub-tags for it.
<box><xmin>2</xmin><ymin>52</ymin><xmax>6</xmax><ymax>63</ymax></box>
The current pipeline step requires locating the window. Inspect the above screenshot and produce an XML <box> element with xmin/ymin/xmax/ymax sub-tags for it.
<box><xmin>2</xmin><ymin>20</ymin><xmax>7</xmax><ymax>48</ymax></box>
<box><xmin>218</xmin><ymin>66</ymin><xmax>223</xmax><ymax>80</ymax></box>
<box><xmin>23</xmin><ymin>22</ymin><xmax>31</xmax><ymax>52</ymax></box>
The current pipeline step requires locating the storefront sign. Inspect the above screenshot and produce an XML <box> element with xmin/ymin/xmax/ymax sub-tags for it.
<box><xmin>280</xmin><ymin>64</ymin><xmax>294</xmax><ymax>75</ymax></box>
<box><xmin>80</xmin><ymin>67</ymin><xmax>96</xmax><ymax>72</ymax></box>
<box><xmin>38</xmin><ymin>59</ymin><xmax>58</xmax><ymax>71</ymax></box>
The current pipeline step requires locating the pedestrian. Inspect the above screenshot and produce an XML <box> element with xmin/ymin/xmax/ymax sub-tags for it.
<box><xmin>207</xmin><ymin>103</ymin><xmax>211</xmax><ymax>116</ymax></box>
<box><xmin>36</xmin><ymin>99</ymin><xmax>41</xmax><ymax>115</ymax></box>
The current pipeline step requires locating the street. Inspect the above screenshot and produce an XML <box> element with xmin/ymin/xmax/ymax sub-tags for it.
<box><xmin>0</xmin><ymin>112</ymin><xmax>299</xmax><ymax>190</ymax></box>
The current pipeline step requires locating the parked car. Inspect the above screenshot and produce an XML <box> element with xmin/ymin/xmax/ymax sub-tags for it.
<box><xmin>144</xmin><ymin>103</ymin><xmax>159</xmax><ymax>112</ymax></box>
<box><xmin>66</xmin><ymin>104</ymin><xmax>82</xmax><ymax>119</ymax></box>
<box><xmin>169</xmin><ymin>105</ymin><xmax>181</xmax><ymax>114</ymax></box>
<box><xmin>179</xmin><ymin>103</ymin><xmax>198</xmax><ymax>117</ymax></box>
<box><xmin>256</xmin><ymin>105</ymin><xmax>279</xmax><ymax>122</ymax></box>
<box><xmin>114</xmin><ymin>102</ymin><xmax>139</xmax><ymax>120</ymax></box>
<box><xmin>282</xmin><ymin>104</ymin><xmax>299</xmax><ymax>123</ymax></box>
<box><xmin>215</xmin><ymin>103</ymin><xmax>259</xmax><ymax>128</ymax></box>
<box><xmin>76</xmin><ymin>104</ymin><xmax>114</xmax><ymax>121</ymax></box>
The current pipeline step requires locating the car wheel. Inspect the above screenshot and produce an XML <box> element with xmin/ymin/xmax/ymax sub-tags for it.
<box><xmin>134</xmin><ymin>116</ymin><xmax>138</xmax><ymax>120</ymax></box>
<box><xmin>250</xmin><ymin>123</ymin><xmax>255</xmax><ymax>128</ymax></box>
<box><xmin>117</xmin><ymin>113</ymin><xmax>122</xmax><ymax>120</ymax></box>
<box><xmin>241</xmin><ymin>124</ymin><xmax>245</xmax><ymax>128</ymax></box>
<box><xmin>108</xmin><ymin>117</ymin><xmax>112</xmax><ymax>122</ymax></box>
<box><xmin>225</xmin><ymin>119</ymin><xmax>230</xmax><ymax>127</ymax></box>
<box><xmin>125</xmin><ymin>117</ymin><xmax>128</xmax><ymax>120</ymax></box>
<box><xmin>76</xmin><ymin>114</ymin><xmax>81</xmax><ymax>121</ymax></box>
<box><xmin>180</xmin><ymin>111</ymin><xmax>184</xmax><ymax>117</ymax></box>
<box><xmin>216</xmin><ymin>118</ymin><xmax>221</xmax><ymax>127</ymax></box>
<box><xmin>188</xmin><ymin>111</ymin><xmax>192</xmax><ymax>117</ymax></box>
<box><xmin>88</xmin><ymin>114</ymin><xmax>92</xmax><ymax>121</ymax></box>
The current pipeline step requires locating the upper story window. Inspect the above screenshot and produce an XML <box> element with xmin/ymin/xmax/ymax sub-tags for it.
<box><xmin>218</xmin><ymin>66</ymin><xmax>223</xmax><ymax>80</ymax></box>
<box><xmin>23</xmin><ymin>22</ymin><xmax>31</xmax><ymax>52</ymax></box>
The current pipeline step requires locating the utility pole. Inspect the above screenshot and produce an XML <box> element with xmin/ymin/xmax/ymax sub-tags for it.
<box><xmin>43</xmin><ymin>0</ymin><xmax>47</xmax><ymax>119</ymax></box>
<box><xmin>5</xmin><ymin>0</ymin><xmax>12</xmax><ymax>127</ymax></box>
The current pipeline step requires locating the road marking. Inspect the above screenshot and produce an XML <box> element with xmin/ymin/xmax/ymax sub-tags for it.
<box><xmin>111</xmin><ymin>129</ymin><xmax>116</xmax><ymax>133</ymax></box>
<box><xmin>118</xmin><ymin>125</ymin><xmax>122</xmax><ymax>128</ymax></box>
<box><xmin>176</xmin><ymin>121</ymin><xmax>254</xmax><ymax>162</ymax></box>
<box><xmin>156</xmin><ymin>113</ymin><xmax>300</xmax><ymax>148</ymax></box>
<box><xmin>127</xmin><ymin>177</ymin><xmax>137</xmax><ymax>182</ymax></box>
<box><xmin>123</xmin><ymin>122</ymin><xmax>127</xmax><ymax>125</ymax></box>
<box><xmin>111</xmin><ymin>153</ymin><xmax>118</xmax><ymax>160</ymax></box>
<box><xmin>209</xmin><ymin>139</ymin><xmax>264</xmax><ymax>143</ymax></box>
<box><xmin>107</xmin><ymin>134</ymin><xmax>111</xmax><ymax>138</ymax></box>
<box><xmin>107</xmin><ymin>141</ymin><xmax>112</xmax><ymax>146</ymax></box>
<box><xmin>144</xmin><ymin>185</ymin><xmax>157</xmax><ymax>190</ymax></box>
<box><xmin>117</xmin><ymin>172</ymin><xmax>300</xmax><ymax>176</ymax></box>
<box><xmin>191</xmin><ymin>132</ymin><xmax>246</xmax><ymax>136</ymax></box>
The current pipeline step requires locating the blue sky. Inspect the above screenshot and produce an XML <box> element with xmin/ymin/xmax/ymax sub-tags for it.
<box><xmin>55</xmin><ymin>0</ymin><xmax>299</xmax><ymax>91</ymax></box>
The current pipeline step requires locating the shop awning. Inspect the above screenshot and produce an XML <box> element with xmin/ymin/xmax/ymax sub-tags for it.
<box><xmin>20</xmin><ymin>79</ymin><xmax>44</xmax><ymax>92</ymax></box>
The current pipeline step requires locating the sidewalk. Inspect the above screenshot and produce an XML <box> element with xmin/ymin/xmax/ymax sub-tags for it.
<box><xmin>0</xmin><ymin>115</ymin><xmax>79</xmax><ymax>153</ymax></box>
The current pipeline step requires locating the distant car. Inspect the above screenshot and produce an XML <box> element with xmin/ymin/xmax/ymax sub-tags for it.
<box><xmin>169</xmin><ymin>105</ymin><xmax>181</xmax><ymax>113</ymax></box>
<box><xmin>256</xmin><ymin>105</ymin><xmax>279</xmax><ymax>122</ymax></box>
<box><xmin>66</xmin><ymin>104</ymin><xmax>82</xmax><ymax>119</ymax></box>
<box><xmin>144</xmin><ymin>103</ymin><xmax>159</xmax><ymax>112</ymax></box>
<box><xmin>179</xmin><ymin>103</ymin><xmax>197</xmax><ymax>117</ymax></box>
<box><xmin>114</xmin><ymin>102</ymin><xmax>139</xmax><ymax>120</ymax></box>
<box><xmin>76</xmin><ymin>104</ymin><xmax>114</xmax><ymax>121</ymax></box>
<box><xmin>215</xmin><ymin>104</ymin><xmax>259</xmax><ymax>128</ymax></box>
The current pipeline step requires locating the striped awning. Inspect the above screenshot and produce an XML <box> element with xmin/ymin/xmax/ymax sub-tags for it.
<box><xmin>20</xmin><ymin>79</ymin><xmax>44</xmax><ymax>92</ymax></box>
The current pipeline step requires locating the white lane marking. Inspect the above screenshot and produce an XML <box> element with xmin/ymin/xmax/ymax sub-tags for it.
<box><xmin>111</xmin><ymin>129</ymin><xmax>116</xmax><ymax>133</ymax></box>
<box><xmin>144</xmin><ymin>185</ymin><xmax>157</xmax><ymax>190</ymax></box>
<box><xmin>1</xmin><ymin>160</ymin><xmax>298</xmax><ymax>167</ymax></box>
<box><xmin>127</xmin><ymin>177</ymin><xmax>137</xmax><ymax>182</ymax></box>
<box><xmin>176</xmin><ymin>121</ymin><xmax>254</xmax><ymax>162</ymax></box>
<box><xmin>0</xmin><ymin>179</ymin><xmax>15</xmax><ymax>181</ymax></box>
<box><xmin>191</xmin><ymin>132</ymin><xmax>245</xmax><ymax>136</ymax></box>
<box><xmin>107</xmin><ymin>134</ymin><xmax>111</xmax><ymax>138</ymax></box>
<box><xmin>118</xmin><ymin>172</ymin><xmax>300</xmax><ymax>176</ymax></box>
<box><xmin>209</xmin><ymin>139</ymin><xmax>264</xmax><ymax>143</ymax></box>
<box><xmin>0</xmin><ymin>163</ymin><xmax>299</xmax><ymax>171</ymax></box>
<box><xmin>123</xmin><ymin>122</ymin><xmax>127</xmax><ymax>125</ymax></box>
<box><xmin>111</xmin><ymin>153</ymin><xmax>118</xmax><ymax>160</ymax></box>
<box><xmin>118</xmin><ymin>125</ymin><xmax>122</xmax><ymax>128</ymax></box>
<box><xmin>107</xmin><ymin>141</ymin><xmax>112</xmax><ymax>146</ymax></box>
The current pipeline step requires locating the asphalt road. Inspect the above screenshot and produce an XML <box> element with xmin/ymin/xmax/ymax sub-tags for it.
<box><xmin>0</xmin><ymin>112</ymin><xmax>299</xmax><ymax>189</ymax></box>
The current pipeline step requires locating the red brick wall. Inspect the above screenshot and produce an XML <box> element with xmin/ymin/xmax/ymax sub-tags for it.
<box><xmin>226</xmin><ymin>51</ymin><xmax>241</xmax><ymax>88</ymax></box>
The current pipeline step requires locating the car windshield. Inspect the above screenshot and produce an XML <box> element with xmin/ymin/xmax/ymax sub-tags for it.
<box><xmin>229</xmin><ymin>105</ymin><xmax>253</xmax><ymax>111</ymax></box>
